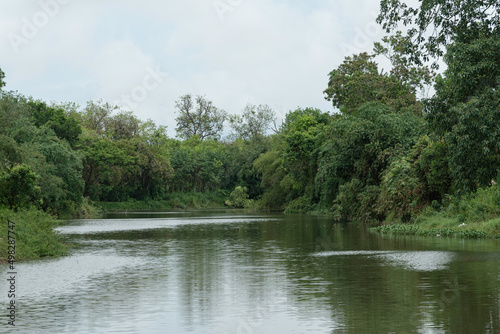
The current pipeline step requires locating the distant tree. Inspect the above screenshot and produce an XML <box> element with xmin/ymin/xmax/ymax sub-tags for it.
<box><xmin>106</xmin><ymin>111</ymin><xmax>141</xmax><ymax>140</ymax></box>
<box><xmin>175</xmin><ymin>94</ymin><xmax>226</xmax><ymax>140</ymax></box>
<box><xmin>0</xmin><ymin>67</ymin><xmax>5</xmax><ymax>90</ymax></box>
<box><xmin>81</xmin><ymin>100</ymin><xmax>118</xmax><ymax>137</ymax></box>
<box><xmin>228</xmin><ymin>103</ymin><xmax>276</xmax><ymax>140</ymax></box>
<box><xmin>27</xmin><ymin>100</ymin><xmax>82</xmax><ymax>147</ymax></box>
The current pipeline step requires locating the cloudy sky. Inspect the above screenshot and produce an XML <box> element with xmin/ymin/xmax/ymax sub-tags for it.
<box><xmin>1</xmin><ymin>0</ymin><xmax>386</xmax><ymax>136</ymax></box>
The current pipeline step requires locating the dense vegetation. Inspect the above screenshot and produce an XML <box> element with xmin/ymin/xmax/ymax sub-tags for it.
<box><xmin>0</xmin><ymin>0</ymin><xmax>499</xmax><ymax>260</ymax></box>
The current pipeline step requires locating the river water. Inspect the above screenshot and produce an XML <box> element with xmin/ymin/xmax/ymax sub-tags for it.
<box><xmin>2</xmin><ymin>211</ymin><xmax>499</xmax><ymax>333</ymax></box>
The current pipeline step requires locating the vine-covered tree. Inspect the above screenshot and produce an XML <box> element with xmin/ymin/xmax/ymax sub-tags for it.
<box><xmin>175</xmin><ymin>94</ymin><xmax>226</xmax><ymax>140</ymax></box>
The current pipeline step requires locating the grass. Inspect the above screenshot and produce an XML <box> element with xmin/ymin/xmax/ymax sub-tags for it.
<box><xmin>372</xmin><ymin>184</ymin><xmax>500</xmax><ymax>239</ymax></box>
<box><xmin>0</xmin><ymin>207</ymin><xmax>68</xmax><ymax>262</ymax></box>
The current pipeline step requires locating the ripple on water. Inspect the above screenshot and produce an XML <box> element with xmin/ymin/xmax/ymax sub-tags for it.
<box><xmin>312</xmin><ymin>250</ymin><xmax>455</xmax><ymax>271</ymax></box>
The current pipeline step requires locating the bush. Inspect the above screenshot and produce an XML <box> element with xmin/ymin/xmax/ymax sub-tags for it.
<box><xmin>284</xmin><ymin>196</ymin><xmax>314</xmax><ymax>214</ymax></box>
<box><xmin>0</xmin><ymin>207</ymin><xmax>68</xmax><ymax>261</ymax></box>
<box><xmin>225</xmin><ymin>186</ymin><xmax>253</xmax><ymax>208</ymax></box>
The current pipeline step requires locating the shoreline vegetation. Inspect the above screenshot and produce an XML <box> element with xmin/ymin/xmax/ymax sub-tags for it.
<box><xmin>1</xmin><ymin>1</ymin><xmax>499</xmax><ymax>260</ymax></box>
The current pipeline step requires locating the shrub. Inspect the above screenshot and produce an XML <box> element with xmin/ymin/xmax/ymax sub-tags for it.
<box><xmin>225</xmin><ymin>186</ymin><xmax>252</xmax><ymax>208</ymax></box>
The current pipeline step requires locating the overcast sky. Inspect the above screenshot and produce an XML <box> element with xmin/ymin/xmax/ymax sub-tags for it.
<box><xmin>1</xmin><ymin>0</ymin><xmax>386</xmax><ymax>136</ymax></box>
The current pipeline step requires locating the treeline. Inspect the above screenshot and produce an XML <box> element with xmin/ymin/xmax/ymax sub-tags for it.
<box><xmin>1</xmin><ymin>0</ymin><xmax>499</xmax><ymax>228</ymax></box>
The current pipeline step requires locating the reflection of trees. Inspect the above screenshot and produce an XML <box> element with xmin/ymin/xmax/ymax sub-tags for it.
<box><xmin>74</xmin><ymin>213</ymin><xmax>500</xmax><ymax>333</ymax></box>
<box><xmin>266</xmin><ymin>218</ymin><xmax>500</xmax><ymax>333</ymax></box>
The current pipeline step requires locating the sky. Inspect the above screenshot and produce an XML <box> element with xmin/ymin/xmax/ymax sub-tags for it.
<box><xmin>0</xmin><ymin>0</ymin><xmax>387</xmax><ymax>137</ymax></box>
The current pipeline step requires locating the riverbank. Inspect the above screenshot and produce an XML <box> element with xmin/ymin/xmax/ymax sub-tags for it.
<box><xmin>372</xmin><ymin>212</ymin><xmax>500</xmax><ymax>239</ymax></box>
<box><xmin>0</xmin><ymin>207</ymin><xmax>68</xmax><ymax>262</ymax></box>
<box><xmin>97</xmin><ymin>191</ymin><xmax>227</xmax><ymax>212</ymax></box>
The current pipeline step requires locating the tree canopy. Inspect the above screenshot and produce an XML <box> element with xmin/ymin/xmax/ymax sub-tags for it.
<box><xmin>175</xmin><ymin>94</ymin><xmax>226</xmax><ymax>141</ymax></box>
<box><xmin>377</xmin><ymin>0</ymin><xmax>500</xmax><ymax>67</ymax></box>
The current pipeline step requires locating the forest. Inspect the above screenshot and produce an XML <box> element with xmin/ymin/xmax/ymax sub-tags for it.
<box><xmin>0</xmin><ymin>0</ymin><xmax>499</xmax><ymax>259</ymax></box>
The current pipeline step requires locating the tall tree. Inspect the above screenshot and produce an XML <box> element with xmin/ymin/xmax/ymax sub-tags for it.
<box><xmin>228</xmin><ymin>103</ymin><xmax>276</xmax><ymax>140</ymax></box>
<box><xmin>324</xmin><ymin>53</ymin><xmax>419</xmax><ymax>114</ymax></box>
<box><xmin>175</xmin><ymin>94</ymin><xmax>226</xmax><ymax>140</ymax></box>
<box><xmin>426</xmin><ymin>33</ymin><xmax>500</xmax><ymax>193</ymax></box>
<box><xmin>377</xmin><ymin>0</ymin><xmax>500</xmax><ymax>68</ymax></box>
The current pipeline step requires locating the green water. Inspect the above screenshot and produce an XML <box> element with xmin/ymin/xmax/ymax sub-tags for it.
<box><xmin>2</xmin><ymin>211</ymin><xmax>499</xmax><ymax>333</ymax></box>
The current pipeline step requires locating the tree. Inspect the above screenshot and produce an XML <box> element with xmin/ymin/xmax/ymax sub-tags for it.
<box><xmin>425</xmin><ymin>31</ymin><xmax>500</xmax><ymax>193</ymax></box>
<box><xmin>316</xmin><ymin>102</ymin><xmax>426</xmax><ymax>217</ymax></box>
<box><xmin>0</xmin><ymin>67</ymin><xmax>5</xmax><ymax>90</ymax></box>
<box><xmin>373</xmin><ymin>32</ymin><xmax>435</xmax><ymax>95</ymax></box>
<box><xmin>106</xmin><ymin>111</ymin><xmax>141</xmax><ymax>141</ymax></box>
<box><xmin>81</xmin><ymin>100</ymin><xmax>118</xmax><ymax>137</ymax></box>
<box><xmin>0</xmin><ymin>164</ymin><xmax>40</xmax><ymax>210</ymax></box>
<box><xmin>27</xmin><ymin>100</ymin><xmax>82</xmax><ymax>147</ymax></box>
<box><xmin>282</xmin><ymin>108</ymin><xmax>330</xmax><ymax>197</ymax></box>
<box><xmin>228</xmin><ymin>103</ymin><xmax>276</xmax><ymax>140</ymax></box>
<box><xmin>377</xmin><ymin>0</ymin><xmax>500</xmax><ymax>68</ymax></box>
<box><xmin>175</xmin><ymin>94</ymin><xmax>226</xmax><ymax>140</ymax></box>
<box><xmin>324</xmin><ymin>53</ymin><xmax>419</xmax><ymax>114</ymax></box>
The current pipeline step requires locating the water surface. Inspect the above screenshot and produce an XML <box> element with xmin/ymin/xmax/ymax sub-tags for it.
<box><xmin>2</xmin><ymin>211</ymin><xmax>499</xmax><ymax>333</ymax></box>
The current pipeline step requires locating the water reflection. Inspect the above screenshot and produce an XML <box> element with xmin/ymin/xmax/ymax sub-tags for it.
<box><xmin>1</xmin><ymin>212</ymin><xmax>499</xmax><ymax>333</ymax></box>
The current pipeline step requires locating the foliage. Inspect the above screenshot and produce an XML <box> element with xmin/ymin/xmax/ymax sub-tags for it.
<box><xmin>425</xmin><ymin>33</ymin><xmax>500</xmax><ymax>193</ymax></box>
<box><xmin>224</xmin><ymin>136</ymin><xmax>270</xmax><ymax>199</ymax></box>
<box><xmin>377</xmin><ymin>0</ymin><xmax>500</xmax><ymax>67</ymax></box>
<box><xmin>0</xmin><ymin>207</ymin><xmax>68</xmax><ymax>260</ymax></box>
<box><xmin>372</xmin><ymin>223</ymin><xmax>488</xmax><ymax>239</ymax></box>
<box><xmin>410</xmin><ymin>136</ymin><xmax>451</xmax><ymax>201</ymax></box>
<box><xmin>168</xmin><ymin>137</ymin><xmax>226</xmax><ymax>193</ymax></box>
<box><xmin>324</xmin><ymin>53</ymin><xmax>419</xmax><ymax>114</ymax></box>
<box><xmin>373</xmin><ymin>31</ymin><xmax>435</xmax><ymax>94</ymax></box>
<box><xmin>0</xmin><ymin>67</ymin><xmax>5</xmax><ymax>90</ymax></box>
<box><xmin>282</xmin><ymin>107</ymin><xmax>330</xmax><ymax>199</ymax></box>
<box><xmin>175</xmin><ymin>94</ymin><xmax>226</xmax><ymax>140</ymax></box>
<box><xmin>98</xmin><ymin>191</ymin><xmax>226</xmax><ymax>211</ymax></box>
<box><xmin>317</xmin><ymin>102</ymin><xmax>425</xmax><ymax>214</ymax></box>
<box><xmin>253</xmin><ymin>149</ymin><xmax>292</xmax><ymax>211</ymax></box>
<box><xmin>225</xmin><ymin>186</ymin><xmax>252</xmax><ymax>208</ymax></box>
<box><xmin>0</xmin><ymin>164</ymin><xmax>40</xmax><ymax>211</ymax></box>
<box><xmin>228</xmin><ymin>103</ymin><xmax>276</xmax><ymax>140</ymax></box>
<box><xmin>284</xmin><ymin>195</ymin><xmax>314</xmax><ymax>214</ymax></box>
<box><xmin>27</xmin><ymin>100</ymin><xmax>82</xmax><ymax>147</ymax></box>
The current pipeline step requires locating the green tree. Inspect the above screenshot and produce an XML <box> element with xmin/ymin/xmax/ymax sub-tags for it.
<box><xmin>228</xmin><ymin>103</ymin><xmax>276</xmax><ymax>140</ymax></box>
<box><xmin>282</xmin><ymin>108</ymin><xmax>330</xmax><ymax>199</ymax></box>
<box><xmin>377</xmin><ymin>0</ymin><xmax>499</xmax><ymax>67</ymax></box>
<box><xmin>425</xmin><ymin>33</ymin><xmax>500</xmax><ymax>193</ymax></box>
<box><xmin>0</xmin><ymin>67</ymin><xmax>5</xmax><ymax>90</ymax></box>
<box><xmin>175</xmin><ymin>94</ymin><xmax>226</xmax><ymax>140</ymax></box>
<box><xmin>223</xmin><ymin>136</ymin><xmax>270</xmax><ymax>199</ymax></box>
<box><xmin>0</xmin><ymin>164</ymin><xmax>40</xmax><ymax>210</ymax></box>
<box><xmin>317</xmin><ymin>102</ymin><xmax>426</xmax><ymax>218</ymax></box>
<box><xmin>81</xmin><ymin>100</ymin><xmax>118</xmax><ymax>137</ymax></box>
<box><xmin>18</xmin><ymin>126</ymin><xmax>84</xmax><ymax>213</ymax></box>
<box><xmin>27</xmin><ymin>100</ymin><xmax>82</xmax><ymax>147</ymax></box>
<box><xmin>324</xmin><ymin>53</ymin><xmax>419</xmax><ymax>114</ymax></box>
<box><xmin>225</xmin><ymin>186</ymin><xmax>251</xmax><ymax>208</ymax></box>
<box><xmin>254</xmin><ymin>148</ymin><xmax>292</xmax><ymax>210</ymax></box>
<box><xmin>373</xmin><ymin>31</ymin><xmax>435</xmax><ymax>94</ymax></box>
<box><xmin>106</xmin><ymin>111</ymin><xmax>141</xmax><ymax>141</ymax></box>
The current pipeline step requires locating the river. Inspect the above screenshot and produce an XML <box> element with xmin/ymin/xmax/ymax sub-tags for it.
<box><xmin>2</xmin><ymin>210</ymin><xmax>499</xmax><ymax>333</ymax></box>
